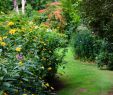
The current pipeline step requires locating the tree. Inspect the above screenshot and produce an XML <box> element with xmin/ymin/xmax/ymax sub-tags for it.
<box><xmin>21</xmin><ymin>0</ymin><xmax>26</xmax><ymax>14</ymax></box>
<box><xmin>13</xmin><ymin>0</ymin><xmax>19</xmax><ymax>14</ymax></box>
<box><xmin>13</xmin><ymin>0</ymin><xmax>26</xmax><ymax>14</ymax></box>
<box><xmin>80</xmin><ymin>0</ymin><xmax>113</xmax><ymax>41</ymax></box>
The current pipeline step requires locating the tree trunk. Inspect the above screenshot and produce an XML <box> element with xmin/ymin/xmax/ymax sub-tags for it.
<box><xmin>22</xmin><ymin>0</ymin><xmax>26</xmax><ymax>14</ymax></box>
<box><xmin>13</xmin><ymin>0</ymin><xmax>19</xmax><ymax>14</ymax></box>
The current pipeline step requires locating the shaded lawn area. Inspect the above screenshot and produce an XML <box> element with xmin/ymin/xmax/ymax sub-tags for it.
<box><xmin>56</xmin><ymin>48</ymin><xmax>113</xmax><ymax>95</ymax></box>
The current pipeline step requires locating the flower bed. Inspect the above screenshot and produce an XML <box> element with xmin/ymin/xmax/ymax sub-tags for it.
<box><xmin>0</xmin><ymin>13</ymin><xmax>67</xmax><ymax>95</ymax></box>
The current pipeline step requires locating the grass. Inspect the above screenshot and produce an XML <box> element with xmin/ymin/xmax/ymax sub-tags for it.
<box><xmin>57</xmin><ymin>48</ymin><xmax>113</xmax><ymax>95</ymax></box>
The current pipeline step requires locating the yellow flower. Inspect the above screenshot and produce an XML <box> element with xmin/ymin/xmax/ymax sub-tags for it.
<box><xmin>18</xmin><ymin>61</ymin><xmax>24</xmax><ymax>66</ymax></box>
<box><xmin>3</xmin><ymin>36</ymin><xmax>7</xmax><ymax>39</ymax></box>
<box><xmin>9</xmin><ymin>29</ymin><xmax>16</xmax><ymax>35</ymax></box>
<box><xmin>22</xmin><ymin>94</ymin><xmax>27</xmax><ymax>95</ymax></box>
<box><xmin>7</xmin><ymin>21</ymin><xmax>14</xmax><ymax>26</ymax></box>
<box><xmin>16</xmin><ymin>47</ymin><xmax>22</xmax><ymax>52</ymax></box>
<box><xmin>1</xmin><ymin>42</ymin><xmax>6</xmax><ymax>46</ymax></box>
<box><xmin>0</xmin><ymin>37</ymin><xmax>2</xmax><ymax>41</ymax></box>
<box><xmin>48</xmin><ymin>67</ymin><xmax>52</xmax><ymax>71</ymax></box>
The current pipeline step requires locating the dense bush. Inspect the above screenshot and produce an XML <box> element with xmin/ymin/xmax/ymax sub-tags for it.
<box><xmin>96</xmin><ymin>40</ymin><xmax>113</xmax><ymax>70</ymax></box>
<box><xmin>73</xmin><ymin>26</ymin><xmax>113</xmax><ymax>70</ymax></box>
<box><xmin>0</xmin><ymin>13</ymin><xmax>67</xmax><ymax>94</ymax></box>
<box><xmin>73</xmin><ymin>26</ymin><xmax>97</xmax><ymax>60</ymax></box>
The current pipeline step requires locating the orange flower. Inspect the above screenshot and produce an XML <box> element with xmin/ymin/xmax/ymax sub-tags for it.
<box><xmin>38</xmin><ymin>9</ymin><xmax>46</xmax><ymax>13</ymax></box>
<box><xmin>43</xmin><ymin>22</ymin><xmax>50</xmax><ymax>27</ymax></box>
<box><xmin>54</xmin><ymin>9</ymin><xmax>63</xmax><ymax>21</ymax></box>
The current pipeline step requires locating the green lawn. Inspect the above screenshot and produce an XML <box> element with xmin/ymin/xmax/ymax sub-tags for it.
<box><xmin>57</xmin><ymin>48</ymin><xmax>113</xmax><ymax>95</ymax></box>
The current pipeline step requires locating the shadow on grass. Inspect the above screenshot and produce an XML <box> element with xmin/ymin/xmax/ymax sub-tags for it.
<box><xmin>47</xmin><ymin>76</ymin><xmax>66</xmax><ymax>92</ymax></box>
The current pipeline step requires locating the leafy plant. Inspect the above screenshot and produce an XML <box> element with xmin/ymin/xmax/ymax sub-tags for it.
<box><xmin>80</xmin><ymin>0</ymin><xmax>113</xmax><ymax>41</ymax></box>
<box><xmin>0</xmin><ymin>12</ymin><xmax>67</xmax><ymax>94</ymax></box>
<box><xmin>73</xmin><ymin>26</ymin><xmax>96</xmax><ymax>60</ymax></box>
<box><xmin>61</xmin><ymin>0</ymin><xmax>81</xmax><ymax>39</ymax></box>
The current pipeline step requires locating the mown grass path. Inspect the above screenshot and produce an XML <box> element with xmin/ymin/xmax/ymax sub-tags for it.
<box><xmin>57</xmin><ymin>48</ymin><xmax>113</xmax><ymax>95</ymax></box>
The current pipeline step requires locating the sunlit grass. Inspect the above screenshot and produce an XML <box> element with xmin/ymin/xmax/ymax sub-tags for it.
<box><xmin>57</xmin><ymin>48</ymin><xmax>113</xmax><ymax>95</ymax></box>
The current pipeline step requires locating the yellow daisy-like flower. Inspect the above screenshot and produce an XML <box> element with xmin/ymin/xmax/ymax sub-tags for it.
<box><xmin>48</xmin><ymin>67</ymin><xmax>52</xmax><ymax>71</ymax></box>
<box><xmin>9</xmin><ymin>29</ymin><xmax>16</xmax><ymax>35</ymax></box>
<box><xmin>0</xmin><ymin>37</ymin><xmax>2</xmax><ymax>41</ymax></box>
<box><xmin>16</xmin><ymin>47</ymin><xmax>22</xmax><ymax>52</ymax></box>
<box><xmin>7</xmin><ymin>21</ymin><xmax>14</xmax><ymax>26</ymax></box>
<box><xmin>18</xmin><ymin>61</ymin><xmax>24</xmax><ymax>66</ymax></box>
<box><xmin>1</xmin><ymin>42</ymin><xmax>6</xmax><ymax>46</ymax></box>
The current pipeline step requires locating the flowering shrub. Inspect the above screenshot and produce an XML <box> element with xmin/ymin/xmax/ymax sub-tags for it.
<box><xmin>38</xmin><ymin>1</ymin><xmax>66</xmax><ymax>33</ymax></box>
<box><xmin>0</xmin><ymin>13</ymin><xmax>67</xmax><ymax>94</ymax></box>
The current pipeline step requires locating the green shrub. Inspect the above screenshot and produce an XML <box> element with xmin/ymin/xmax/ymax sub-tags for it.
<box><xmin>96</xmin><ymin>52</ymin><xmax>113</xmax><ymax>70</ymax></box>
<box><xmin>73</xmin><ymin>27</ymin><xmax>96</xmax><ymax>60</ymax></box>
<box><xmin>0</xmin><ymin>13</ymin><xmax>67</xmax><ymax>94</ymax></box>
<box><xmin>0</xmin><ymin>60</ymin><xmax>48</xmax><ymax>95</ymax></box>
<box><xmin>95</xmin><ymin>40</ymin><xmax>113</xmax><ymax>70</ymax></box>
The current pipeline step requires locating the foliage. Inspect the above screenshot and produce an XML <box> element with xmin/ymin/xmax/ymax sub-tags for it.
<box><xmin>60</xmin><ymin>0</ymin><xmax>81</xmax><ymax>38</ymax></box>
<box><xmin>80</xmin><ymin>0</ymin><xmax>113</xmax><ymax>41</ymax></box>
<box><xmin>0</xmin><ymin>0</ymin><xmax>12</xmax><ymax>13</ymax></box>
<box><xmin>73</xmin><ymin>25</ymin><xmax>113</xmax><ymax>70</ymax></box>
<box><xmin>73</xmin><ymin>26</ymin><xmax>96</xmax><ymax>60</ymax></box>
<box><xmin>37</xmin><ymin>1</ymin><xmax>66</xmax><ymax>33</ymax></box>
<box><xmin>27</xmin><ymin>0</ymin><xmax>57</xmax><ymax>10</ymax></box>
<box><xmin>0</xmin><ymin>12</ymin><xmax>67</xmax><ymax>94</ymax></box>
<box><xmin>95</xmin><ymin>40</ymin><xmax>113</xmax><ymax>70</ymax></box>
